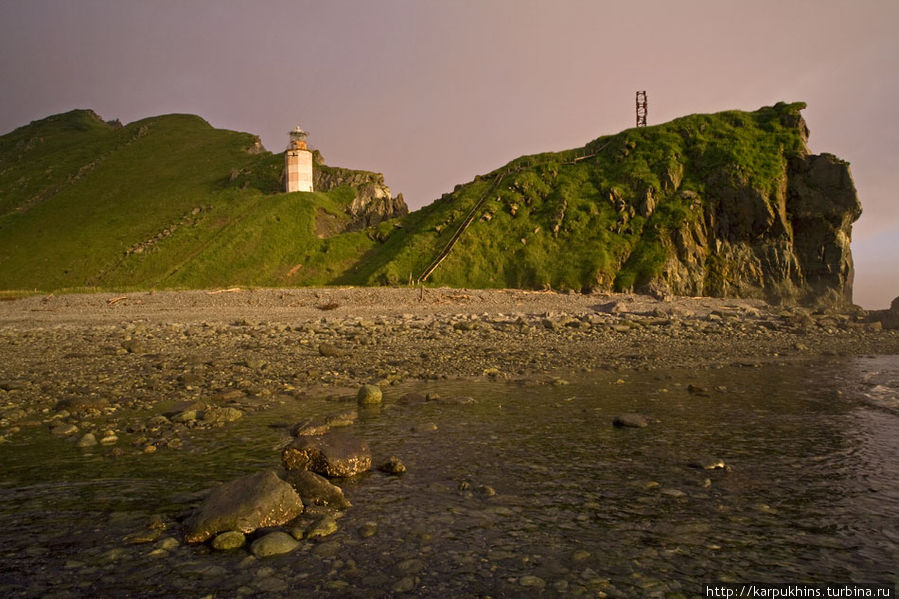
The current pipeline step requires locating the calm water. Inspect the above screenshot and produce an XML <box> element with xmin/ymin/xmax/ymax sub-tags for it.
<box><xmin>1</xmin><ymin>357</ymin><xmax>897</xmax><ymax>598</ymax></box>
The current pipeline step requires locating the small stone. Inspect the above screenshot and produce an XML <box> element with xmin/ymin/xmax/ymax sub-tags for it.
<box><xmin>123</xmin><ymin>528</ymin><xmax>163</xmax><ymax>544</ymax></box>
<box><xmin>318</xmin><ymin>343</ymin><xmax>342</xmax><ymax>357</ymax></box>
<box><xmin>202</xmin><ymin>407</ymin><xmax>243</xmax><ymax>424</ymax></box>
<box><xmin>358</xmin><ymin>522</ymin><xmax>378</xmax><ymax>538</ymax></box>
<box><xmin>77</xmin><ymin>433</ymin><xmax>98</xmax><ymax>447</ymax></box>
<box><xmin>688</xmin><ymin>457</ymin><xmax>727</xmax><ymax>470</ymax></box>
<box><xmin>285</xmin><ymin>470</ymin><xmax>352</xmax><ymax>509</ymax></box>
<box><xmin>378</xmin><ymin>456</ymin><xmax>406</xmax><ymax>475</ymax></box>
<box><xmin>661</xmin><ymin>488</ymin><xmax>687</xmax><ymax>498</ymax></box>
<box><xmin>572</xmin><ymin>550</ymin><xmax>591</xmax><ymax>562</ymax></box>
<box><xmin>211</xmin><ymin>531</ymin><xmax>246</xmax><ymax>550</ymax></box>
<box><xmin>306</xmin><ymin>516</ymin><xmax>338</xmax><ymax>539</ymax></box>
<box><xmin>250</xmin><ymin>532</ymin><xmax>299</xmax><ymax>557</ymax></box>
<box><xmin>356</xmin><ymin>384</ymin><xmax>383</xmax><ymax>407</ymax></box>
<box><xmin>475</xmin><ymin>485</ymin><xmax>496</xmax><ymax>498</ymax></box>
<box><xmin>50</xmin><ymin>423</ymin><xmax>79</xmax><ymax>437</ymax></box>
<box><xmin>99</xmin><ymin>433</ymin><xmax>118</xmax><ymax>445</ymax></box>
<box><xmin>155</xmin><ymin>536</ymin><xmax>179</xmax><ymax>550</ymax></box>
<box><xmin>392</xmin><ymin>576</ymin><xmax>417</xmax><ymax>593</ymax></box>
<box><xmin>519</xmin><ymin>575</ymin><xmax>546</xmax><ymax>589</ymax></box>
<box><xmin>612</xmin><ymin>413</ymin><xmax>648</xmax><ymax>428</ymax></box>
<box><xmin>171</xmin><ymin>410</ymin><xmax>198</xmax><ymax>423</ymax></box>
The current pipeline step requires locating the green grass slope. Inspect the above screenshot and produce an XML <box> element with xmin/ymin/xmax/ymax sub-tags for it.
<box><xmin>0</xmin><ymin>110</ymin><xmax>374</xmax><ymax>292</ymax></box>
<box><xmin>349</xmin><ymin>102</ymin><xmax>810</xmax><ymax>292</ymax></box>
<box><xmin>1</xmin><ymin>102</ymin><xmax>829</xmax><ymax>297</ymax></box>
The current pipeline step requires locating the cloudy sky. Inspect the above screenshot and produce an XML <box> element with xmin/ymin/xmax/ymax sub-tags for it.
<box><xmin>1</xmin><ymin>0</ymin><xmax>896</xmax><ymax>307</ymax></box>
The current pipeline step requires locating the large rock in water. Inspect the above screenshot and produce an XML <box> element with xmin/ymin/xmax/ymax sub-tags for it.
<box><xmin>183</xmin><ymin>470</ymin><xmax>303</xmax><ymax>544</ymax></box>
<box><xmin>282</xmin><ymin>433</ymin><xmax>372</xmax><ymax>478</ymax></box>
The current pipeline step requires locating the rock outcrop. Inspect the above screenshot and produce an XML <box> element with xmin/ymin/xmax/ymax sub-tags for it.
<box><xmin>313</xmin><ymin>164</ymin><xmax>408</xmax><ymax>230</ymax></box>
<box><xmin>363</xmin><ymin>102</ymin><xmax>863</xmax><ymax>307</ymax></box>
<box><xmin>656</xmin><ymin>145</ymin><xmax>861</xmax><ymax>307</ymax></box>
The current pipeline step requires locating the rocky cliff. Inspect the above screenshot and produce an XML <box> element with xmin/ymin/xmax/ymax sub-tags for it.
<box><xmin>359</xmin><ymin>102</ymin><xmax>862</xmax><ymax>307</ymax></box>
<box><xmin>313</xmin><ymin>164</ymin><xmax>408</xmax><ymax>230</ymax></box>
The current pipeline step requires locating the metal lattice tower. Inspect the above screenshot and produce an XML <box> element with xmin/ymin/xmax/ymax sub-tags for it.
<box><xmin>636</xmin><ymin>91</ymin><xmax>647</xmax><ymax>127</ymax></box>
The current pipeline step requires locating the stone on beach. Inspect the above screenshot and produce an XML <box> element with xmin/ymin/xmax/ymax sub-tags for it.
<box><xmin>613</xmin><ymin>413</ymin><xmax>649</xmax><ymax>428</ymax></box>
<box><xmin>285</xmin><ymin>469</ymin><xmax>352</xmax><ymax>509</ymax></box>
<box><xmin>356</xmin><ymin>384</ymin><xmax>383</xmax><ymax>407</ymax></box>
<box><xmin>282</xmin><ymin>432</ymin><xmax>372</xmax><ymax>478</ymax></box>
<box><xmin>250</xmin><ymin>531</ymin><xmax>299</xmax><ymax>557</ymax></box>
<box><xmin>183</xmin><ymin>470</ymin><xmax>303</xmax><ymax>544</ymax></box>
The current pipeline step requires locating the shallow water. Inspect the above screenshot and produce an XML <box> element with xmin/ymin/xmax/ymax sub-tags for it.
<box><xmin>1</xmin><ymin>357</ymin><xmax>897</xmax><ymax>598</ymax></box>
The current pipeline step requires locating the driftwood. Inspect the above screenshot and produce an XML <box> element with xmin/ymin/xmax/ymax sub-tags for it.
<box><xmin>206</xmin><ymin>287</ymin><xmax>242</xmax><ymax>295</ymax></box>
<box><xmin>106</xmin><ymin>296</ymin><xmax>128</xmax><ymax>306</ymax></box>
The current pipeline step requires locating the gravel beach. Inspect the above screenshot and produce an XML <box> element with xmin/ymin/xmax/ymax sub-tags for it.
<box><xmin>2</xmin><ymin>286</ymin><xmax>896</xmax><ymax>448</ymax></box>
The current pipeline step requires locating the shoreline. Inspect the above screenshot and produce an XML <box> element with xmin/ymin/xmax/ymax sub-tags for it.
<box><xmin>1</xmin><ymin>286</ymin><xmax>897</xmax><ymax>448</ymax></box>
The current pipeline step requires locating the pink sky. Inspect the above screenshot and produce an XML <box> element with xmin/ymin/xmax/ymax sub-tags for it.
<box><xmin>1</xmin><ymin>0</ymin><xmax>896</xmax><ymax>307</ymax></box>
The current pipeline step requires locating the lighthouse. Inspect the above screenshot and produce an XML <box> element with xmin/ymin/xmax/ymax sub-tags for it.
<box><xmin>285</xmin><ymin>125</ymin><xmax>313</xmax><ymax>193</ymax></box>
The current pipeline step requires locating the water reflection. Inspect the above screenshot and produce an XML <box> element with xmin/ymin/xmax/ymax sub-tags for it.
<box><xmin>0</xmin><ymin>358</ymin><xmax>897</xmax><ymax>597</ymax></box>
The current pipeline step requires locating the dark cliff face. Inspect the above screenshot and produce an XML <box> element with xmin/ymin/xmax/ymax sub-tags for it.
<box><xmin>657</xmin><ymin>146</ymin><xmax>861</xmax><ymax>306</ymax></box>
<box><xmin>313</xmin><ymin>165</ymin><xmax>408</xmax><ymax>231</ymax></box>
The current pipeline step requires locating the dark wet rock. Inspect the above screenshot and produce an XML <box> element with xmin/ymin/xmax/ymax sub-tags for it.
<box><xmin>211</xmin><ymin>530</ymin><xmax>245</xmax><ymax>550</ymax></box>
<box><xmin>687</xmin><ymin>384</ymin><xmax>710</xmax><ymax>396</ymax></box>
<box><xmin>378</xmin><ymin>456</ymin><xmax>407</xmax><ymax>475</ymax></box>
<box><xmin>356</xmin><ymin>384</ymin><xmax>383</xmax><ymax>407</ymax></box>
<box><xmin>183</xmin><ymin>470</ymin><xmax>303</xmax><ymax>544</ymax></box>
<box><xmin>285</xmin><ymin>470</ymin><xmax>352</xmax><ymax>509</ymax></box>
<box><xmin>612</xmin><ymin>413</ymin><xmax>649</xmax><ymax>428</ymax></box>
<box><xmin>250</xmin><ymin>531</ymin><xmax>299</xmax><ymax>557</ymax></box>
<box><xmin>282</xmin><ymin>433</ymin><xmax>372</xmax><ymax>478</ymax></box>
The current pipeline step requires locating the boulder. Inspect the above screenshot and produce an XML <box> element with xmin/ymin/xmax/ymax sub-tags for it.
<box><xmin>357</xmin><ymin>384</ymin><xmax>383</xmax><ymax>407</ymax></box>
<box><xmin>282</xmin><ymin>433</ymin><xmax>372</xmax><ymax>478</ymax></box>
<box><xmin>183</xmin><ymin>470</ymin><xmax>303</xmax><ymax>544</ymax></box>
<box><xmin>285</xmin><ymin>470</ymin><xmax>352</xmax><ymax>509</ymax></box>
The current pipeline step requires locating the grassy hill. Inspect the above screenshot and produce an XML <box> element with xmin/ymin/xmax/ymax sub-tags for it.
<box><xmin>0</xmin><ymin>102</ymin><xmax>860</xmax><ymax>304</ymax></box>
<box><xmin>0</xmin><ymin>110</ymin><xmax>376</xmax><ymax>292</ymax></box>
<box><xmin>345</xmin><ymin>102</ymin><xmax>809</xmax><ymax>289</ymax></box>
